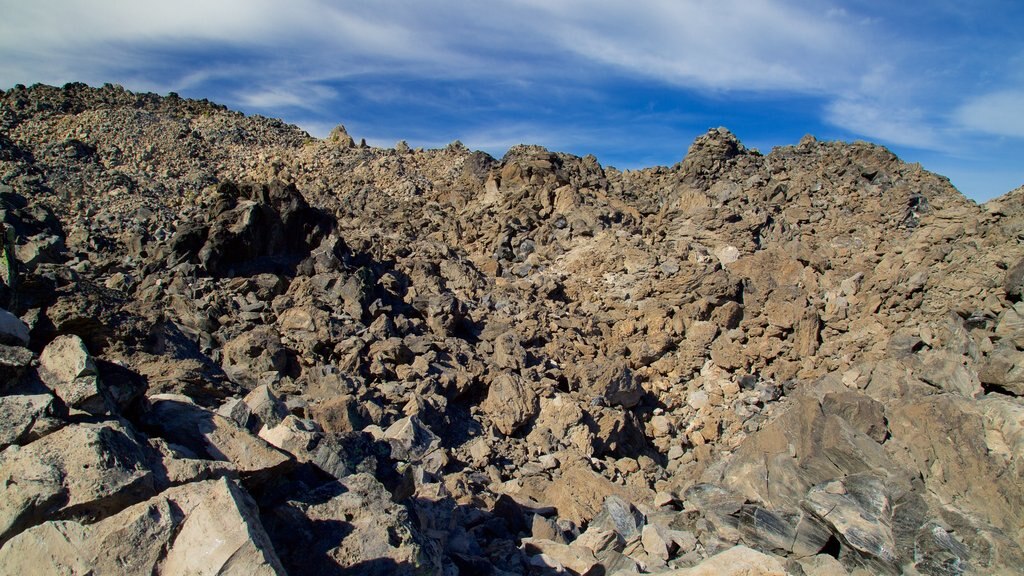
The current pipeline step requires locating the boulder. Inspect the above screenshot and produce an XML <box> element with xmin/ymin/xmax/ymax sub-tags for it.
<box><xmin>221</xmin><ymin>327</ymin><xmax>288</xmax><ymax>387</ymax></box>
<box><xmin>0</xmin><ymin>420</ymin><xmax>154</xmax><ymax>546</ymax></box>
<box><xmin>662</xmin><ymin>545</ymin><xmax>785</xmax><ymax>576</ymax></box>
<box><xmin>139</xmin><ymin>396</ymin><xmax>293</xmax><ymax>484</ymax></box>
<box><xmin>38</xmin><ymin>334</ymin><xmax>109</xmax><ymax>414</ymax></box>
<box><xmin>481</xmin><ymin>371</ymin><xmax>538</xmax><ymax>436</ymax></box>
<box><xmin>0</xmin><ymin>477</ymin><xmax>285</xmax><ymax>575</ymax></box>
<box><xmin>262</xmin><ymin>473</ymin><xmax>440</xmax><ymax>575</ymax></box>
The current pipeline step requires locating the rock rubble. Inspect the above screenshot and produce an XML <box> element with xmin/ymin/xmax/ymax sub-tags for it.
<box><xmin>1</xmin><ymin>82</ymin><xmax>1023</xmax><ymax>574</ymax></box>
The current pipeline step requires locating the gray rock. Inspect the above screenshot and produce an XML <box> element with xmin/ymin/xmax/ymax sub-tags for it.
<box><xmin>0</xmin><ymin>383</ymin><xmax>61</xmax><ymax>449</ymax></box>
<box><xmin>263</xmin><ymin>473</ymin><xmax>440</xmax><ymax>575</ymax></box>
<box><xmin>592</xmin><ymin>496</ymin><xmax>644</xmax><ymax>541</ymax></box>
<box><xmin>804</xmin><ymin>474</ymin><xmax>898</xmax><ymax>571</ymax></box>
<box><xmin>0</xmin><ymin>309</ymin><xmax>28</xmax><ymax>346</ymax></box>
<box><xmin>384</xmin><ymin>415</ymin><xmax>441</xmax><ymax>463</ymax></box>
<box><xmin>243</xmin><ymin>384</ymin><xmax>289</xmax><ymax>431</ymax></box>
<box><xmin>0</xmin><ymin>344</ymin><xmax>34</xmax><ymax>391</ymax></box>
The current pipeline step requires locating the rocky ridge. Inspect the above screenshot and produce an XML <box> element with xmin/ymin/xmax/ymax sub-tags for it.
<box><xmin>0</xmin><ymin>82</ymin><xmax>1023</xmax><ymax>575</ymax></box>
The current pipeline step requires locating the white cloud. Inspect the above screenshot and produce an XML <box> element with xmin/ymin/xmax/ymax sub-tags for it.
<box><xmin>954</xmin><ymin>90</ymin><xmax>1024</xmax><ymax>138</ymax></box>
<box><xmin>824</xmin><ymin>97</ymin><xmax>943</xmax><ymax>150</ymax></box>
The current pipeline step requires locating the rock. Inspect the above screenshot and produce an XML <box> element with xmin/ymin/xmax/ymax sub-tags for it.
<box><xmin>482</xmin><ymin>371</ymin><xmax>538</xmax><ymax>436</ymax></box>
<box><xmin>139</xmin><ymin>396</ymin><xmax>293</xmax><ymax>484</ymax></box>
<box><xmin>820</xmin><ymin>390</ymin><xmax>888</xmax><ymax>443</ymax></box>
<box><xmin>243</xmin><ymin>384</ymin><xmax>290</xmax><ymax>431</ymax></box>
<box><xmin>911</xmin><ymin>350</ymin><xmax>983</xmax><ymax>398</ymax></box>
<box><xmin>796</xmin><ymin>554</ymin><xmax>850</xmax><ymax>576</ymax></box>
<box><xmin>978</xmin><ymin>344</ymin><xmax>1024</xmax><ymax>395</ymax></box>
<box><xmin>221</xmin><ymin>327</ymin><xmax>288</xmax><ymax>386</ymax></box>
<box><xmin>803</xmin><ymin>474</ymin><xmax>898</xmax><ymax>570</ymax></box>
<box><xmin>592</xmin><ymin>496</ymin><xmax>644</xmax><ymax>541</ymax></box>
<box><xmin>0</xmin><ymin>309</ymin><xmax>28</xmax><ymax>346</ymax></box>
<box><xmin>262</xmin><ymin>473</ymin><xmax>440</xmax><ymax>575</ymax></box>
<box><xmin>521</xmin><ymin>537</ymin><xmax>601</xmax><ymax>575</ymax></box>
<box><xmin>0</xmin><ymin>344</ymin><xmax>34</xmax><ymax>389</ymax></box>
<box><xmin>0</xmin><ymin>477</ymin><xmax>285</xmax><ymax>575</ymax></box>
<box><xmin>310</xmin><ymin>394</ymin><xmax>365</xmax><ymax>433</ymax></box>
<box><xmin>641</xmin><ymin>524</ymin><xmax>673</xmax><ymax>560</ymax></box>
<box><xmin>661</xmin><ymin>545</ymin><xmax>785</xmax><ymax>576</ymax></box>
<box><xmin>573</xmin><ymin>356</ymin><xmax>643</xmax><ymax>408</ymax></box>
<box><xmin>38</xmin><ymin>334</ymin><xmax>109</xmax><ymax>414</ymax></box>
<box><xmin>0</xmin><ymin>383</ymin><xmax>61</xmax><ymax>448</ymax></box>
<box><xmin>0</xmin><ymin>420</ymin><xmax>154</xmax><ymax>546</ymax></box>
<box><xmin>384</xmin><ymin>414</ymin><xmax>441</xmax><ymax>463</ymax></box>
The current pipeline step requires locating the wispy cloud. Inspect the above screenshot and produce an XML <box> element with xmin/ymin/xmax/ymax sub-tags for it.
<box><xmin>954</xmin><ymin>90</ymin><xmax>1024</xmax><ymax>138</ymax></box>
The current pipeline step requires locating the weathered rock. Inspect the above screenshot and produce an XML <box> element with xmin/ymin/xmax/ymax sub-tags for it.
<box><xmin>384</xmin><ymin>414</ymin><xmax>441</xmax><ymax>463</ymax></box>
<box><xmin>0</xmin><ymin>382</ymin><xmax>61</xmax><ymax>448</ymax></box>
<box><xmin>803</xmin><ymin>474</ymin><xmax>898</xmax><ymax>571</ymax></box>
<box><xmin>0</xmin><ymin>420</ymin><xmax>154</xmax><ymax>546</ymax></box>
<box><xmin>263</xmin><ymin>473</ymin><xmax>439</xmax><ymax>575</ymax></box>
<box><xmin>139</xmin><ymin>395</ymin><xmax>293</xmax><ymax>484</ymax></box>
<box><xmin>38</xmin><ymin>334</ymin><xmax>109</xmax><ymax>414</ymax></box>
<box><xmin>0</xmin><ymin>344</ymin><xmax>33</xmax><ymax>388</ymax></box>
<box><xmin>662</xmin><ymin>545</ymin><xmax>786</xmax><ymax>575</ymax></box>
<box><xmin>0</xmin><ymin>477</ymin><xmax>285</xmax><ymax>575</ymax></box>
<box><xmin>521</xmin><ymin>537</ymin><xmax>601</xmax><ymax>575</ymax></box>
<box><xmin>221</xmin><ymin>327</ymin><xmax>288</xmax><ymax>387</ymax></box>
<box><xmin>482</xmin><ymin>371</ymin><xmax>538</xmax><ymax>436</ymax></box>
<box><xmin>243</xmin><ymin>384</ymin><xmax>289</xmax><ymax>430</ymax></box>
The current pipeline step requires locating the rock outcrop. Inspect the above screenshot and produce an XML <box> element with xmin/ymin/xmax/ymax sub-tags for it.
<box><xmin>1</xmin><ymin>82</ymin><xmax>1023</xmax><ymax>574</ymax></box>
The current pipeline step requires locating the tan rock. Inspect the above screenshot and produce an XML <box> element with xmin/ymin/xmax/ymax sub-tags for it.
<box><xmin>0</xmin><ymin>477</ymin><xmax>285</xmax><ymax>575</ymax></box>
<box><xmin>661</xmin><ymin>545</ymin><xmax>785</xmax><ymax>575</ymax></box>
<box><xmin>482</xmin><ymin>371</ymin><xmax>538</xmax><ymax>436</ymax></box>
<box><xmin>0</xmin><ymin>421</ymin><xmax>154</xmax><ymax>546</ymax></box>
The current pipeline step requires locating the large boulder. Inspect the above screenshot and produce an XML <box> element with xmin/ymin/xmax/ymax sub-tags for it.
<box><xmin>0</xmin><ymin>477</ymin><xmax>285</xmax><ymax>575</ymax></box>
<box><xmin>0</xmin><ymin>420</ymin><xmax>154</xmax><ymax>546</ymax></box>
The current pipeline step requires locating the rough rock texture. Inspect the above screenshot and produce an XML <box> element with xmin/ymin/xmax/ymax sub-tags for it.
<box><xmin>1</xmin><ymin>82</ymin><xmax>1023</xmax><ymax>574</ymax></box>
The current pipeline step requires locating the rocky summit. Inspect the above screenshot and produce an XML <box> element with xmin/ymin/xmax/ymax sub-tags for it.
<box><xmin>0</xmin><ymin>82</ymin><xmax>1022</xmax><ymax>575</ymax></box>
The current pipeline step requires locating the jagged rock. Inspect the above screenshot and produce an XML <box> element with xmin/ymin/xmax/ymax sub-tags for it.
<box><xmin>221</xmin><ymin>327</ymin><xmax>288</xmax><ymax>387</ymax></box>
<box><xmin>262</xmin><ymin>473</ymin><xmax>440</xmax><ymax>575</ymax></box>
<box><xmin>804</xmin><ymin>474</ymin><xmax>898</xmax><ymax>571</ymax></box>
<box><xmin>139</xmin><ymin>395</ymin><xmax>294</xmax><ymax>484</ymax></box>
<box><xmin>482</xmin><ymin>371</ymin><xmax>538</xmax><ymax>436</ymax></box>
<box><xmin>310</xmin><ymin>394</ymin><xmax>365</xmax><ymax>433</ymax></box>
<box><xmin>0</xmin><ymin>344</ymin><xmax>34</xmax><ymax>390</ymax></box>
<box><xmin>521</xmin><ymin>538</ymin><xmax>600</xmax><ymax>575</ymax></box>
<box><xmin>0</xmin><ymin>420</ymin><xmax>154</xmax><ymax>546</ymax></box>
<box><xmin>243</xmin><ymin>384</ymin><xmax>290</xmax><ymax>431</ymax></box>
<box><xmin>38</xmin><ymin>334</ymin><xmax>109</xmax><ymax>414</ymax></box>
<box><xmin>0</xmin><ymin>380</ymin><xmax>62</xmax><ymax>449</ymax></box>
<box><xmin>0</xmin><ymin>477</ymin><xmax>285</xmax><ymax>575</ymax></box>
<box><xmin>384</xmin><ymin>414</ymin><xmax>441</xmax><ymax>463</ymax></box>
<box><xmin>978</xmin><ymin>344</ymin><xmax>1024</xmax><ymax>395</ymax></box>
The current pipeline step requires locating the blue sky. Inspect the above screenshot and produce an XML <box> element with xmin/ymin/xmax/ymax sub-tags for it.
<box><xmin>1</xmin><ymin>1</ymin><xmax>1022</xmax><ymax>201</ymax></box>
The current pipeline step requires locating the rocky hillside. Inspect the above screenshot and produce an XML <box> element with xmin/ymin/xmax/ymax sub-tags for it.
<box><xmin>1</xmin><ymin>82</ymin><xmax>1023</xmax><ymax>575</ymax></box>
